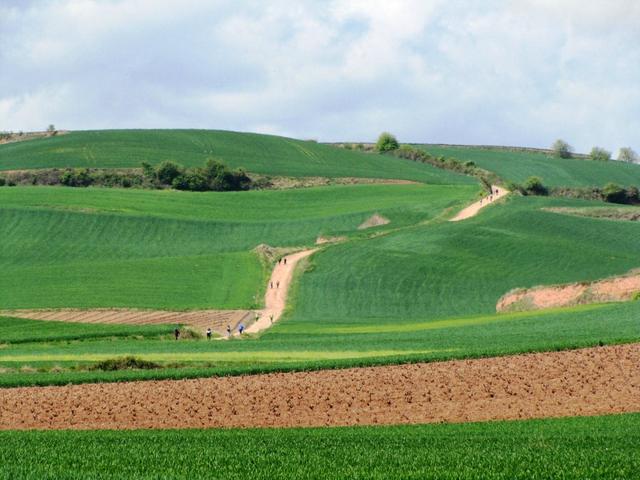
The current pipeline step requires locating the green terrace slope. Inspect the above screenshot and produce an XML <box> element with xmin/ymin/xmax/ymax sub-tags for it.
<box><xmin>0</xmin><ymin>130</ymin><xmax>474</xmax><ymax>184</ymax></box>
<box><xmin>290</xmin><ymin>195</ymin><xmax>640</xmax><ymax>322</ymax></box>
<box><xmin>0</xmin><ymin>184</ymin><xmax>475</xmax><ymax>309</ymax></box>
<box><xmin>416</xmin><ymin>145</ymin><xmax>640</xmax><ymax>187</ymax></box>
<box><xmin>0</xmin><ymin>414</ymin><xmax>637</xmax><ymax>479</ymax></box>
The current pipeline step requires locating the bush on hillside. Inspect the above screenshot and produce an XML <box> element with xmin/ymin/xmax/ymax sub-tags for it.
<box><xmin>552</xmin><ymin>139</ymin><xmax>573</xmax><ymax>159</ymax></box>
<box><xmin>0</xmin><ymin>177</ymin><xmax>5</xmax><ymax>187</ymax></box>
<box><xmin>602</xmin><ymin>183</ymin><xmax>627</xmax><ymax>204</ymax></box>
<box><xmin>523</xmin><ymin>176</ymin><xmax>548</xmax><ymax>195</ymax></box>
<box><xmin>165</xmin><ymin>159</ymin><xmax>251</xmax><ymax>192</ymax></box>
<box><xmin>376</xmin><ymin>132</ymin><xmax>399</xmax><ymax>153</ymax></box>
<box><xmin>549</xmin><ymin>184</ymin><xmax>640</xmax><ymax>205</ymax></box>
<box><xmin>618</xmin><ymin>147</ymin><xmax>639</xmax><ymax>164</ymax></box>
<box><xmin>156</xmin><ymin>161</ymin><xmax>184</xmax><ymax>185</ymax></box>
<box><xmin>590</xmin><ymin>147</ymin><xmax>611</xmax><ymax>162</ymax></box>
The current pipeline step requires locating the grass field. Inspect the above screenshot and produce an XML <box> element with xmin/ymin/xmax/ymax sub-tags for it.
<box><xmin>2</xmin><ymin>192</ymin><xmax>640</xmax><ymax>386</ymax></box>
<box><xmin>0</xmin><ymin>317</ymin><xmax>172</xmax><ymax>344</ymax></box>
<box><xmin>289</xmin><ymin>195</ymin><xmax>640</xmax><ymax>322</ymax></box>
<box><xmin>0</xmin><ymin>130</ymin><xmax>474</xmax><ymax>184</ymax></box>
<box><xmin>0</xmin><ymin>414</ymin><xmax>637</xmax><ymax>479</ymax></box>
<box><xmin>0</xmin><ymin>184</ymin><xmax>476</xmax><ymax>309</ymax></box>
<box><xmin>416</xmin><ymin>145</ymin><xmax>640</xmax><ymax>187</ymax></box>
<box><xmin>1</xmin><ymin>299</ymin><xmax>638</xmax><ymax>387</ymax></box>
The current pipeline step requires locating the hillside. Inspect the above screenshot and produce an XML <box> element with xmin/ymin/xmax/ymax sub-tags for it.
<box><xmin>0</xmin><ymin>184</ymin><xmax>476</xmax><ymax>310</ymax></box>
<box><xmin>0</xmin><ymin>130</ymin><xmax>474</xmax><ymax>185</ymax></box>
<box><xmin>416</xmin><ymin>144</ymin><xmax>640</xmax><ymax>187</ymax></box>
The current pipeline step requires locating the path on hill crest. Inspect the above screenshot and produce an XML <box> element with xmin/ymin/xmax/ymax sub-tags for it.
<box><xmin>246</xmin><ymin>249</ymin><xmax>318</xmax><ymax>334</ymax></box>
<box><xmin>450</xmin><ymin>185</ymin><xmax>509</xmax><ymax>222</ymax></box>
<box><xmin>1</xmin><ymin>343</ymin><xmax>637</xmax><ymax>430</ymax></box>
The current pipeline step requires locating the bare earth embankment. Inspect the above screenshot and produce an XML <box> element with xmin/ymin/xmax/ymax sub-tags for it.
<box><xmin>1</xmin><ymin>343</ymin><xmax>637</xmax><ymax>430</ymax></box>
<box><xmin>498</xmin><ymin>270</ymin><xmax>640</xmax><ymax>312</ymax></box>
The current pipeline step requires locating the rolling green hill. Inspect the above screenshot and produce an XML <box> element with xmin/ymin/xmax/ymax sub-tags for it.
<box><xmin>0</xmin><ymin>130</ymin><xmax>474</xmax><ymax>184</ymax></box>
<box><xmin>0</xmin><ymin>184</ymin><xmax>475</xmax><ymax>309</ymax></box>
<box><xmin>416</xmin><ymin>145</ymin><xmax>640</xmax><ymax>187</ymax></box>
<box><xmin>290</xmin><ymin>195</ymin><xmax>640</xmax><ymax>322</ymax></box>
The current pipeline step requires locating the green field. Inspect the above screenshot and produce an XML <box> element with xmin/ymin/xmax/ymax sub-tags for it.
<box><xmin>290</xmin><ymin>195</ymin><xmax>640</xmax><ymax>322</ymax></box>
<box><xmin>416</xmin><ymin>145</ymin><xmax>640</xmax><ymax>187</ymax></box>
<box><xmin>0</xmin><ymin>414</ymin><xmax>637</xmax><ymax>479</ymax></box>
<box><xmin>0</xmin><ymin>130</ymin><xmax>474</xmax><ymax>184</ymax></box>
<box><xmin>2</xmin><ymin>298</ymin><xmax>638</xmax><ymax>387</ymax></box>
<box><xmin>0</xmin><ymin>184</ymin><xmax>475</xmax><ymax>309</ymax></box>
<box><xmin>2</xmin><ymin>189</ymin><xmax>640</xmax><ymax>386</ymax></box>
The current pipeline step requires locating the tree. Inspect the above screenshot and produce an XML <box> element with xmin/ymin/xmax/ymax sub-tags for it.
<box><xmin>618</xmin><ymin>147</ymin><xmax>638</xmax><ymax>164</ymax></box>
<box><xmin>589</xmin><ymin>147</ymin><xmax>611</xmax><ymax>162</ymax></box>
<box><xmin>156</xmin><ymin>161</ymin><xmax>183</xmax><ymax>185</ymax></box>
<box><xmin>552</xmin><ymin>139</ymin><xmax>573</xmax><ymax>159</ymax></box>
<box><xmin>376</xmin><ymin>132</ymin><xmax>399</xmax><ymax>153</ymax></box>
<box><xmin>47</xmin><ymin>124</ymin><xmax>56</xmax><ymax>133</ymax></box>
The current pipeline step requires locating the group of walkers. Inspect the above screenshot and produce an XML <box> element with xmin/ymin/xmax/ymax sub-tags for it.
<box><xmin>479</xmin><ymin>187</ymin><xmax>501</xmax><ymax>206</ymax></box>
<box><xmin>173</xmin><ymin>322</ymin><xmax>245</xmax><ymax>341</ymax></box>
<box><xmin>172</xmin><ymin>254</ymin><xmax>289</xmax><ymax>342</ymax></box>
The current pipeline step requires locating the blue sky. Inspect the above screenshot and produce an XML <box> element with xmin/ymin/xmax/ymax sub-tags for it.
<box><xmin>1</xmin><ymin>0</ymin><xmax>638</xmax><ymax>153</ymax></box>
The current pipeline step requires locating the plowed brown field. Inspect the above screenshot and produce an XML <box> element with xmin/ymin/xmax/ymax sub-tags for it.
<box><xmin>1</xmin><ymin>344</ymin><xmax>638</xmax><ymax>430</ymax></box>
<box><xmin>0</xmin><ymin>309</ymin><xmax>252</xmax><ymax>334</ymax></box>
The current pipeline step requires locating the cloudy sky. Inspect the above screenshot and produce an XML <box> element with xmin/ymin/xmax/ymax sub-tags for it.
<box><xmin>1</xmin><ymin>0</ymin><xmax>638</xmax><ymax>152</ymax></box>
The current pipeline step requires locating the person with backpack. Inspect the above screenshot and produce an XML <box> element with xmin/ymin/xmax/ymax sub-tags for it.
<box><xmin>174</xmin><ymin>328</ymin><xmax>180</xmax><ymax>340</ymax></box>
<box><xmin>206</xmin><ymin>327</ymin><xmax>212</xmax><ymax>340</ymax></box>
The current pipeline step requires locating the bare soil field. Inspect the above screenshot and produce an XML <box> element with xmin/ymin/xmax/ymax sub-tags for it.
<box><xmin>0</xmin><ymin>309</ymin><xmax>251</xmax><ymax>334</ymax></box>
<box><xmin>497</xmin><ymin>270</ymin><xmax>640</xmax><ymax>312</ymax></box>
<box><xmin>1</xmin><ymin>343</ymin><xmax>637</xmax><ymax>430</ymax></box>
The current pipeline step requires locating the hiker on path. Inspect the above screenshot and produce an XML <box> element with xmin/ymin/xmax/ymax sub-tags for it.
<box><xmin>283</xmin><ymin>258</ymin><xmax>287</xmax><ymax>265</ymax></box>
<box><xmin>276</xmin><ymin>281</ymin><xmax>280</xmax><ymax>288</ymax></box>
<box><xmin>278</xmin><ymin>258</ymin><xmax>281</xmax><ymax>265</ymax></box>
<box><xmin>238</xmin><ymin>323</ymin><xmax>245</xmax><ymax>335</ymax></box>
<box><xmin>270</xmin><ymin>281</ymin><xmax>273</xmax><ymax>289</ymax></box>
<box><xmin>270</xmin><ymin>314</ymin><xmax>274</xmax><ymax>324</ymax></box>
<box><xmin>174</xmin><ymin>328</ymin><xmax>180</xmax><ymax>341</ymax></box>
<box><xmin>226</xmin><ymin>324</ymin><xmax>231</xmax><ymax>337</ymax></box>
<box><xmin>206</xmin><ymin>328</ymin><xmax>212</xmax><ymax>340</ymax></box>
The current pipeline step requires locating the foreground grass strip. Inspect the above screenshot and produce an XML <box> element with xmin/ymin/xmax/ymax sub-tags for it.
<box><xmin>0</xmin><ymin>414</ymin><xmax>638</xmax><ymax>479</ymax></box>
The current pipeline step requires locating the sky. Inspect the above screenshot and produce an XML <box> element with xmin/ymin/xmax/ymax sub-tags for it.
<box><xmin>1</xmin><ymin>0</ymin><xmax>639</xmax><ymax>153</ymax></box>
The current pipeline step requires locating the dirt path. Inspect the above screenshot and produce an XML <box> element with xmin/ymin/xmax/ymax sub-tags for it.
<box><xmin>246</xmin><ymin>249</ymin><xmax>318</xmax><ymax>334</ymax></box>
<box><xmin>1</xmin><ymin>343</ymin><xmax>637</xmax><ymax>430</ymax></box>
<box><xmin>450</xmin><ymin>185</ymin><xmax>509</xmax><ymax>221</ymax></box>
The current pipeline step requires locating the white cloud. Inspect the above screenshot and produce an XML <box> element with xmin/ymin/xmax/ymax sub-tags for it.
<box><xmin>0</xmin><ymin>0</ymin><xmax>638</xmax><ymax>152</ymax></box>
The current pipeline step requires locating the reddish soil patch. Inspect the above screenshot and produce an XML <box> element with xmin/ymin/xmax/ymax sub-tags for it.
<box><xmin>1</xmin><ymin>344</ymin><xmax>638</xmax><ymax>430</ymax></box>
<box><xmin>497</xmin><ymin>270</ymin><xmax>640</xmax><ymax>312</ymax></box>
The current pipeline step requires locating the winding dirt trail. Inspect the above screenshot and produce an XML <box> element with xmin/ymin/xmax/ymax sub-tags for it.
<box><xmin>1</xmin><ymin>343</ymin><xmax>637</xmax><ymax>430</ymax></box>
<box><xmin>450</xmin><ymin>185</ymin><xmax>509</xmax><ymax>221</ymax></box>
<box><xmin>246</xmin><ymin>249</ymin><xmax>318</xmax><ymax>334</ymax></box>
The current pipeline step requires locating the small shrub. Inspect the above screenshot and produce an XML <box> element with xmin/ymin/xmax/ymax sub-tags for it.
<box><xmin>90</xmin><ymin>356</ymin><xmax>161</xmax><ymax>371</ymax></box>
<box><xmin>602</xmin><ymin>183</ymin><xmax>627</xmax><ymax>204</ymax></box>
<box><xmin>523</xmin><ymin>176</ymin><xmax>547</xmax><ymax>195</ymax></box>
<box><xmin>0</xmin><ymin>177</ymin><xmax>5</xmax><ymax>187</ymax></box>
<box><xmin>376</xmin><ymin>132</ymin><xmax>399</xmax><ymax>153</ymax></box>
<box><xmin>632</xmin><ymin>292</ymin><xmax>640</xmax><ymax>301</ymax></box>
